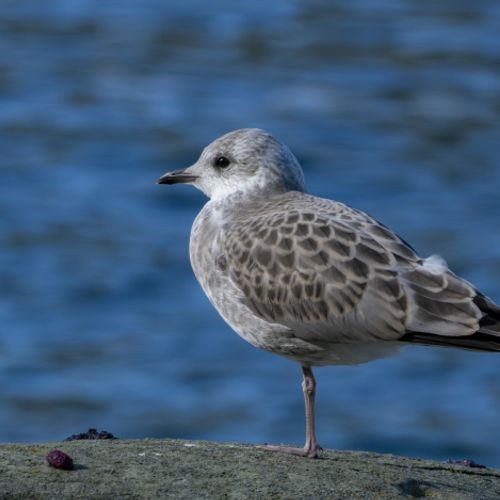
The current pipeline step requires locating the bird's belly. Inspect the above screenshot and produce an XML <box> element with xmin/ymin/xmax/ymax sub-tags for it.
<box><xmin>189</xmin><ymin>209</ymin><xmax>402</xmax><ymax>366</ymax></box>
<box><xmin>191</xmin><ymin>253</ymin><xmax>282</xmax><ymax>349</ymax></box>
<box><xmin>192</xmin><ymin>254</ymin><xmax>401</xmax><ymax>365</ymax></box>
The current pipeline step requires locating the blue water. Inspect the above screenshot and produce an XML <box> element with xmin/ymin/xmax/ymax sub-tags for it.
<box><xmin>1</xmin><ymin>0</ymin><xmax>500</xmax><ymax>466</ymax></box>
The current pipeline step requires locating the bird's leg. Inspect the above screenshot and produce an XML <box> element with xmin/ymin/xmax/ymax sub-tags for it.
<box><xmin>257</xmin><ymin>366</ymin><xmax>321</xmax><ymax>458</ymax></box>
<box><xmin>302</xmin><ymin>366</ymin><xmax>321</xmax><ymax>456</ymax></box>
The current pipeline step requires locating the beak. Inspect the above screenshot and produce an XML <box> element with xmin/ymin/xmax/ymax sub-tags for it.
<box><xmin>156</xmin><ymin>168</ymin><xmax>198</xmax><ymax>185</ymax></box>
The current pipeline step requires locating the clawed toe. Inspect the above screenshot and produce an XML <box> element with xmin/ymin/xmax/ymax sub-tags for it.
<box><xmin>257</xmin><ymin>443</ymin><xmax>321</xmax><ymax>459</ymax></box>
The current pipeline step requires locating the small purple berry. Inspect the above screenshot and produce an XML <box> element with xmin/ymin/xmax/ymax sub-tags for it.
<box><xmin>46</xmin><ymin>449</ymin><xmax>74</xmax><ymax>470</ymax></box>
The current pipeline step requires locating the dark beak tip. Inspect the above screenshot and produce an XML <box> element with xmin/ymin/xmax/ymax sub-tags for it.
<box><xmin>156</xmin><ymin>170</ymin><xmax>198</xmax><ymax>185</ymax></box>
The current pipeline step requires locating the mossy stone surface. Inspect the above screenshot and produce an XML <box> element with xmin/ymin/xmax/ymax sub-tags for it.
<box><xmin>0</xmin><ymin>438</ymin><xmax>499</xmax><ymax>499</ymax></box>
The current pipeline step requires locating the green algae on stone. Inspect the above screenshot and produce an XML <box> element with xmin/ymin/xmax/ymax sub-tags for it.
<box><xmin>0</xmin><ymin>439</ymin><xmax>499</xmax><ymax>499</ymax></box>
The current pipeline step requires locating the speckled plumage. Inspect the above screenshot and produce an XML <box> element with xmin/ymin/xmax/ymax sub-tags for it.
<box><xmin>189</xmin><ymin>187</ymin><xmax>499</xmax><ymax>365</ymax></box>
<box><xmin>166</xmin><ymin>129</ymin><xmax>500</xmax><ymax>365</ymax></box>
<box><xmin>158</xmin><ymin>128</ymin><xmax>500</xmax><ymax>457</ymax></box>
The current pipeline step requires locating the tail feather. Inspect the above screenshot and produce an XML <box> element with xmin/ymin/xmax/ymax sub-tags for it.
<box><xmin>475</xmin><ymin>292</ymin><xmax>500</xmax><ymax>335</ymax></box>
<box><xmin>401</xmin><ymin>331</ymin><xmax>500</xmax><ymax>352</ymax></box>
<box><xmin>401</xmin><ymin>291</ymin><xmax>500</xmax><ymax>353</ymax></box>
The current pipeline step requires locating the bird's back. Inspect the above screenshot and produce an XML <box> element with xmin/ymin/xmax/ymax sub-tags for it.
<box><xmin>204</xmin><ymin>190</ymin><xmax>500</xmax><ymax>363</ymax></box>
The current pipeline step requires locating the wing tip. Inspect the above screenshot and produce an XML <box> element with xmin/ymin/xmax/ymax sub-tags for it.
<box><xmin>401</xmin><ymin>331</ymin><xmax>500</xmax><ymax>353</ymax></box>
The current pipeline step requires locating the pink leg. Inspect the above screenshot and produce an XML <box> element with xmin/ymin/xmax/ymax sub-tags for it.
<box><xmin>257</xmin><ymin>366</ymin><xmax>321</xmax><ymax>458</ymax></box>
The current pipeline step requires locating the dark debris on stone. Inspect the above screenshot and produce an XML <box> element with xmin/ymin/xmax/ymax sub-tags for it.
<box><xmin>444</xmin><ymin>459</ymin><xmax>487</xmax><ymax>469</ymax></box>
<box><xmin>64</xmin><ymin>428</ymin><xmax>117</xmax><ymax>441</ymax></box>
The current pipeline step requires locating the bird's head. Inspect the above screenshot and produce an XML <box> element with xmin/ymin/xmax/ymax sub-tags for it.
<box><xmin>157</xmin><ymin>128</ymin><xmax>306</xmax><ymax>200</ymax></box>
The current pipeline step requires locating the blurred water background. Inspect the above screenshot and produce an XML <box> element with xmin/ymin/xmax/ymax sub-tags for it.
<box><xmin>1</xmin><ymin>0</ymin><xmax>500</xmax><ymax>466</ymax></box>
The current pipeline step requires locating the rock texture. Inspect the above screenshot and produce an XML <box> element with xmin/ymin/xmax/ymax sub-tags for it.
<box><xmin>0</xmin><ymin>438</ymin><xmax>499</xmax><ymax>499</ymax></box>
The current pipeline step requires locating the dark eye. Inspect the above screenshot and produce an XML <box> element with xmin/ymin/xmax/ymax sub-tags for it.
<box><xmin>214</xmin><ymin>156</ymin><xmax>230</xmax><ymax>168</ymax></box>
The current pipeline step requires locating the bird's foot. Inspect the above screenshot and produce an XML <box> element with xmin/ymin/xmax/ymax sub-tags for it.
<box><xmin>257</xmin><ymin>442</ymin><xmax>321</xmax><ymax>459</ymax></box>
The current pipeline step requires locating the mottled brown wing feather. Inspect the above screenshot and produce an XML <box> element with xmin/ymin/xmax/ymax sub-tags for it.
<box><xmin>222</xmin><ymin>203</ymin><xmax>416</xmax><ymax>336</ymax></box>
<box><xmin>221</xmin><ymin>193</ymin><xmax>500</xmax><ymax>348</ymax></box>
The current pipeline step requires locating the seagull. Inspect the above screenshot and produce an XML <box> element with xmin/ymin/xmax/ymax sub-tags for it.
<box><xmin>157</xmin><ymin>128</ymin><xmax>500</xmax><ymax>458</ymax></box>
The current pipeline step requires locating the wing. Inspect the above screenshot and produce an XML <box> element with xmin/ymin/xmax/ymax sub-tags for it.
<box><xmin>222</xmin><ymin>193</ymin><xmax>500</xmax><ymax>350</ymax></box>
<box><xmin>222</xmin><ymin>197</ymin><xmax>419</xmax><ymax>343</ymax></box>
<box><xmin>401</xmin><ymin>258</ymin><xmax>500</xmax><ymax>351</ymax></box>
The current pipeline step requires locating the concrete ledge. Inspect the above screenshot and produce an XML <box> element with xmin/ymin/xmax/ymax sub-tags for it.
<box><xmin>1</xmin><ymin>438</ymin><xmax>499</xmax><ymax>499</ymax></box>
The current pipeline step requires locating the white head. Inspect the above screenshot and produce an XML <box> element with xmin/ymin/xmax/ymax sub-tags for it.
<box><xmin>157</xmin><ymin>128</ymin><xmax>307</xmax><ymax>200</ymax></box>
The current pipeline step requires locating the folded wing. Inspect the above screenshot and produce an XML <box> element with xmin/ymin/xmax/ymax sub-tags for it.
<box><xmin>222</xmin><ymin>195</ymin><xmax>500</xmax><ymax>352</ymax></box>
